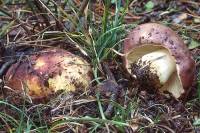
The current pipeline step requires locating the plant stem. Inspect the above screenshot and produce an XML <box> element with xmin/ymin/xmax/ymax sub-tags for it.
<box><xmin>70</xmin><ymin>0</ymin><xmax>89</xmax><ymax>31</ymax></box>
<box><xmin>59</xmin><ymin>116</ymin><xmax>129</xmax><ymax>126</ymax></box>
<box><xmin>0</xmin><ymin>8</ymin><xmax>32</xmax><ymax>35</ymax></box>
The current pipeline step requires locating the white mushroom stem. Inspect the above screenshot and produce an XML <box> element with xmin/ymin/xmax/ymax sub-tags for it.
<box><xmin>136</xmin><ymin>49</ymin><xmax>176</xmax><ymax>85</ymax></box>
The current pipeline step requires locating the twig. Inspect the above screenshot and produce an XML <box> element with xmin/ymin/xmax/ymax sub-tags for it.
<box><xmin>52</xmin><ymin>116</ymin><xmax>129</xmax><ymax>126</ymax></box>
<box><xmin>0</xmin><ymin>59</ymin><xmax>16</xmax><ymax>77</ymax></box>
<box><xmin>7</xmin><ymin>53</ymin><xmax>24</xmax><ymax>80</ymax></box>
<box><xmin>34</xmin><ymin>0</ymin><xmax>66</xmax><ymax>31</ymax></box>
<box><xmin>102</xmin><ymin>62</ymin><xmax>121</xmax><ymax>117</ymax></box>
<box><xmin>33</xmin><ymin>0</ymin><xmax>51</xmax><ymax>28</ymax></box>
<box><xmin>103</xmin><ymin>62</ymin><xmax>115</xmax><ymax>81</ymax></box>
<box><xmin>157</xmin><ymin>124</ymin><xmax>175</xmax><ymax>133</ymax></box>
<box><xmin>179</xmin><ymin>0</ymin><xmax>200</xmax><ymax>6</ymax></box>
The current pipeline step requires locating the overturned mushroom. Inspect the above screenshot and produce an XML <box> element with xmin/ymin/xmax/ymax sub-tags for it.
<box><xmin>123</xmin><ymin>23</ymin><xmax>195</xmax><ymax>99</ymax></box>
<box><xmin>5</xmin><ymin>48</ymin><xmax>92</xmax><ymax>101</ymax></box>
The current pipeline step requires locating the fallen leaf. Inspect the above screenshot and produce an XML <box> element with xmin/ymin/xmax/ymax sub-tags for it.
<box><xmin>145</xmin><ymin>1</ymin><xmax>154</xmax><ymax>11</ymax></box>
<box><xmin>188</xmin><ymin>39</ymin><xmax>200</xmax><ymax>49</ymax></box>
<box><xmin>193</xmin><ymin>119</ymin><xmax>200</xmax><ymax>126</ymax></box>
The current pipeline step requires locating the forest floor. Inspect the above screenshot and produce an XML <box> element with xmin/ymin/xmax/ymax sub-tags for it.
<box><xmin>0</xmin><ymin>0</ymin><xmax>200</xmax><ymax>132</ymax></box>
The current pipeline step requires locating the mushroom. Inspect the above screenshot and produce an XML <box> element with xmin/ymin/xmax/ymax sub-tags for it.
<box><xmin>5</xmin><ymin>48</ymin><xmax>92</xmax><ymax>101</ymax></box>
<box><xmin>123</xmin><ymin>23</ymin><xmax>195</xmax><ymax>99</ymax></box>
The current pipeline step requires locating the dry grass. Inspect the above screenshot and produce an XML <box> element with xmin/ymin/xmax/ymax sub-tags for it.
<box><xmin>0</xmin><ymin>0</ymin><xmax>199</xmax><ymax>132</ymax></box>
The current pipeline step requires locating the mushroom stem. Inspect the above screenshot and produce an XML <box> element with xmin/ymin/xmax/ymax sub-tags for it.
<box><xmin>132</xmin><ymin>49</ymin><xmax>176</xmax><ymax>88</ymax></box>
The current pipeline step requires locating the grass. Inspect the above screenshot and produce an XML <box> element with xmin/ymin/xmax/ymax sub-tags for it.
<box><xmin>0</xmin><ymin>96</ymin><xmax>137</xmax><ymax>132</ymax></box>
<box><xmin>0</xmin><ymin>101</ymin><xmax>36</xmax><ymax>132</ymax></box>
<box><xmin>0</xmin><ymin>0</ymin><xmax>200</xmax><ymax>132</ymax></box>
<box><xmin>0</xmin><ymin>0</ymin><xmax>133</xmax><ymax>80</ymax></box>
<box><xmin>0</xmin><ymin>0</ymin><xmax>135</xmax><ymax>132</ymax></box>
<box><xmin>65</xmin><ymin>0</ymin><xmax>135</xmax><ymax>82</ymax></box>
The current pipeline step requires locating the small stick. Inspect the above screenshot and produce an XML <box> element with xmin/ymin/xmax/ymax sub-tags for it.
<box><xmin>33</xmin><ymin>0</ymin><xmax>51</xmax><ymax>28</ymax></box>
<box><xmin>102</xmin><ymin>62</ymin><xmax>121</xmax><ymax>117</ymax></box>
<box><xmin>34</xmin><ymin>0</ymin><xmax>66</xmax><ymax>31</ymax></box>
<box><xmin>0</xmin><ymin>59</ymin><xmax>16</xmax><ymax>77</ymax></box>
<box><xmin>103</xmin><ymin>62</ymin><xmax>115</xmax><ymax>81</ymax></box>
<box><xmin>7</xmin><ymin>53</ymin><xmax>24</xmax><ymax>80</ymax></box>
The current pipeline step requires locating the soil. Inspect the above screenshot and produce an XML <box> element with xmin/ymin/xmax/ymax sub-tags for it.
<box><xmin>0</xmin><ymin>0</ymin><xmax>199</xmax><ymax>132</ymax></box>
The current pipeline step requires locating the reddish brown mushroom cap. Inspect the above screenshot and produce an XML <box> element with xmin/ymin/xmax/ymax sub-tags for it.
<box><xmin>5</xmin><ymin>48</ymin><xmax>92</xmax><ymax>101</ymax></box>
<box><xmin>123</xmin><ymin>23</ymin><xmax>195</xmax><ymax>98</ymax></box>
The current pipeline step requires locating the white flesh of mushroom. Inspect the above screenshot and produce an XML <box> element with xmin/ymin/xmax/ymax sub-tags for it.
<box><xmin>127</xmin><ymin>46</ymin><xmax>184</xmax><ymax>98</ymax></box>
<box><xmin>136</xmin><ymin>49</ymin><xmax>176</xmax><ymax>85</ymax></box>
